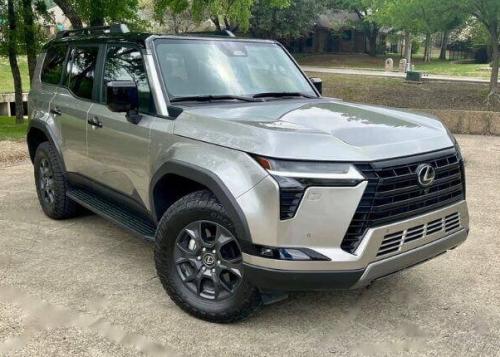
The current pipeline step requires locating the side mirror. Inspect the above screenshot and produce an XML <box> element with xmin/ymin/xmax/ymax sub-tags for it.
<box><xmin>310</xmin><ymin>77</ymin><xmax>323</xmax><ymax>95</ymax></box>
<box><xmin>106</xmin><ymin>80</ymin><xmax>141</xmax><ymax>124</ymax></box>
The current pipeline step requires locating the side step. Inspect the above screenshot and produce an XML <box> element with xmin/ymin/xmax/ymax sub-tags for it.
<box><xmin>67</xmin><ymin>188</ymin><xmax>156</xmax><ymax>241</ymax></box>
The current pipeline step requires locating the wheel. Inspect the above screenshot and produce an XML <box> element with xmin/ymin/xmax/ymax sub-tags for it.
<box><xmin>154</xmin><ymin>190</ymin><xmax>262</xmax><ymax>323</ymax></box>
<box><xmin>34</xmin><ymin>142</ymin><xmax>79</xmax><ymax>219</ymax></box>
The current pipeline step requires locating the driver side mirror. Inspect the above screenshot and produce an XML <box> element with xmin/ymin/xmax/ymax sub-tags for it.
<box><xmin>310</xmin><ymin>77</ymin><xmax>323</xmax><ymax>95</ymax></box>
<box><xmin>106</xmin><ymin>80</ymin><xmax>141</xmax><ymax>124</ymax></box>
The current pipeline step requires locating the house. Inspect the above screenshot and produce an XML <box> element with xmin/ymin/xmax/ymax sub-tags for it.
<box><xmin>285</xmin><ymin>10</ymin><xmax>367</xmax><ymax>54</ymax></box>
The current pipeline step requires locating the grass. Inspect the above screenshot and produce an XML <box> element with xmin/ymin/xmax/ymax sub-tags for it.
<box><xmin>0</xmin><ymin>116</ymin><xmax>28</xmax><ymax>141</ymax></box>
<box><xmin>307</xmin><ymin>72</ymin><xmax>498</xmax><ymax>112</ymax></box>
<box><xmin>0</xmin><ymin>56</ymin><xmax>30</xmax><ymax>93</ymax></box>
<box><xmin>296</xmin><ymin>53</ymin><xmax>492</xmax><ymax>79</ymax></box>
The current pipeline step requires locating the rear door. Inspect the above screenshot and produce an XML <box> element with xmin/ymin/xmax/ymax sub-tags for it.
<box><xmin>86</xmin><ymin>44</ymin><xmax>154</xmax><ymax>204</ymax></box>
<box><xmin>51</xmin><ymin>44</ymin><xmax>100</xmax><ymax>174</ymax></box>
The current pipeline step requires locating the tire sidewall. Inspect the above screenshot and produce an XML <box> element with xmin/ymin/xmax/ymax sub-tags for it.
<box><xmin>34</xmin><ymin>143</ymin><xmax>57</xmax><ymax>217</ymax></box>
<box><xmin>155</xmin><ymin>194</ymin><xmax>260</xmax><ymax>319</ymax></box>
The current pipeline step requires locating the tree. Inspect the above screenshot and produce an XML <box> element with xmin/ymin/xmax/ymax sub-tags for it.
<box><xmin>462</xmin><ymin>0</ymin><xmax>499</xmax><ymax>102</ymax></box>
<box><xmin>6</xmin><ymin>0</ymin><xmax>24</xmax><ymax>122</ymax></box>
<box><xmin>373</xmin><ymin>0</ymin><xmax>463</xmax><ymax>64</ymax></box>
<box><xmin>22</xmin><ymin>0</ymin><xmax>36</xmax><ymax>81</ymax></box>
<box><xmin>52</xmin><ymin>0</ymin><xmax>82</xmax><ymax>29</ymax></box>
<box><xmin>250</xmin><ymin>0</ymin><xmax>324</xmax><ymax>40</ymax></box>
<box><xmin>330</xmin><ymin>0</ymin><xmax>381</xmax><ymax>57</ymax></box>
<box><xmin>154</xmin><ymin>0</ymin><xmax>291</xmax><ymax>33</ymax></box>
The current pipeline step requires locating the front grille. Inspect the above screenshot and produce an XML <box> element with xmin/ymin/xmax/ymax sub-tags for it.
<box><xmin>342</xmin><ymin>148</ymin><xmax>465</xmax><ymax>253</ymax></box>
<box><xmin>377</xmin><ymin>211</ymin><xmax>462</xmax><ymax>257</ymax></box>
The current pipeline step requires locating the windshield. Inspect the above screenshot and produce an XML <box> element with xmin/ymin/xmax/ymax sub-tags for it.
<box><xmin>154</xmin><ymin>39</ymin><xmax>317</xmax><ymax>100</ymax></box>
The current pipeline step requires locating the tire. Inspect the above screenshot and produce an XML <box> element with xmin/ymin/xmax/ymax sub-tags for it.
<box><xmin>154</xmin><ymin>190</ymin><xmax>262</xmax><ymax>323</ymax></box>
<box><xmin>34</xmin><ymin>142</ymin><xmax>79</xmax><ymax>219</ymax></box>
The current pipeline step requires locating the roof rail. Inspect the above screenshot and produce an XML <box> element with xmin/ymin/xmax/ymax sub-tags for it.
<box><xmin>182</xmin><ymin>29</ymin><xmax>236</xmax><ymax>38</ymax></box>
<box><xmin>56</xmin><ymin>23</ymin><xmax>130</xmax><ymax>39</ymax></box>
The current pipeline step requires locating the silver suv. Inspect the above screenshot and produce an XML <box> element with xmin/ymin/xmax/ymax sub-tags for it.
<box><xmin>27</xmin><ymin>25</ymin><xmax>469</xmax><ymax>322</ymax></box>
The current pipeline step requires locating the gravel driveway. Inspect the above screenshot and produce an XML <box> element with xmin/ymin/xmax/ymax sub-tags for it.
<box><xmin>0</xmin><ymin>135</ymin><xmax>499</xmax><ymax>356</ymax></box>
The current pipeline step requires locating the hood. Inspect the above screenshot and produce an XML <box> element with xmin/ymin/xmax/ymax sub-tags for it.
<box><xmin>173</xmin><ymin>98</ymin><xmax>454</xmax><ymax>161</ymax></box>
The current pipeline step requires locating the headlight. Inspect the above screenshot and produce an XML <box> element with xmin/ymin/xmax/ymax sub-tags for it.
<box><xmin>446</xmin><ymin>128</ymin><xmax>463</xmax><ymax>159</ymax></box>
<box><xmin>255</xmin><ymin>156</ymin><xmax>365</xmax><ymax>219</ymax></box>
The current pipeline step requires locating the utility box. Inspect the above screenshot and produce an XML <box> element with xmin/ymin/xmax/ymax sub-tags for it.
<box><xmin>406</xmin><ymin>71</ymin><xmax>422</xmax><ymax>82</ymax></box>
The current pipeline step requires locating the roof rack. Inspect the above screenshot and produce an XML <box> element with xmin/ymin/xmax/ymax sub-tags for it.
<box><xmin>56</xmin><ymin>23</ymin><xmax>130</xmax><ymax>39</ymax></box>
<box><xmin>182</xmin><ymin>29</ymin><xmax>236</xmax><ymax>38</ymax></box>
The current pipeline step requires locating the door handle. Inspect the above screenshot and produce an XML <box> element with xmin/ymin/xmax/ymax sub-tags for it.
<box><xmin>88</xmin><ymin>116</ymin><xmax>103</xmax><ymax>128</ymax></box>
<box><xmin>50</xmin><ymin>107</ymin><xmax>62</xmax><ymax>116</ymax></box>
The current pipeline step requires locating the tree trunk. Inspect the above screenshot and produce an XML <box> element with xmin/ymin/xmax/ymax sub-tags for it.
<box><xmin>488</xmin><ymin>27</ymin><xmax>499</xmax><ymax>97</ymax></box>
<box><xmin>367</xmin><ymin>27</ymin><xmax>379</xmax><ymax>57</ymax></box>
<box><xmin>439</xmin><ymin>31</ymin><xmax>449</xmax><ymax>60</ymax></box>
<box><xmin>7</xmin><ymin>0</ymin><xmax>24</xmax><ymax>123</ymax></box>
<box><xmin>22</xmin><ymin>0</ymin><xmax>37</xmax><ymax>83</ymax></box>
<box><xmin>404</xmin><ymin>32</ymin><xmax>412</xmax><ymax>70</ymax></box>
<box><xmin>424</xmin><ymin>32</ymin><xmax>432</xmax><ymax>62</ymax></box>
<box><xmin>53</xmin><ymin>0</ymin><xmax>83</xmax><ymax>29</ymax></box>
<box><xmin>211</xmin><ymin>16</ymin><xmax>222</xmax><ymax>31</ymax></box>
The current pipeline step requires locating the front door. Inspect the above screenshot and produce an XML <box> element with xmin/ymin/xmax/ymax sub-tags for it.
<box><xmin>86</xmin><ymin>44</ymin><xmax>155</xmax><ymax>205</ymax></box>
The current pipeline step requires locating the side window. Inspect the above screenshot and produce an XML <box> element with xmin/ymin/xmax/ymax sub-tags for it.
<box><xmin>67</xmin><ymin>46</ymin><xmax>99</xmax><ymax>100</ymax></box>
<box><xmin>41</xmin><ymin>46</ymin><xmax>67</xmax><ymax>85</ymax></box>
<box><xmin>103</xmin><ymin>46</ymin><xmax>155</xmax><ymax>114</ymax></box>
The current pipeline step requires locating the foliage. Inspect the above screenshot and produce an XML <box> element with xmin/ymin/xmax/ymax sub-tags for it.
<box><xmin>250</xmin><ymin>0</ymin><xmax>326</xmax><ymax>39</ymax></box>
<box><xmin>372</xmin><ymin>0</ymin><xmax>464</xmax><ymax>34</ymax></box>
<box><xmin>0</xmin><ymin>1</ymin><xmax>48</xmax><ymax>57</ymax></box>
<box><xmin>153</xmin><ymin>0</ymin><xmax>290</xmax><ymax>32</ymax></box>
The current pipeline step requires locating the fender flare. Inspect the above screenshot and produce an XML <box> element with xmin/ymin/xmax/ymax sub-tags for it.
<box><xmin>150</xmin><ymin>160</ymin><xmax>252</xmax><ymax>243</ymax></box>
<box><xmin>27</xmin><ymin>119</ymin><xmax>66</xmax><ymax>172</ymax></box>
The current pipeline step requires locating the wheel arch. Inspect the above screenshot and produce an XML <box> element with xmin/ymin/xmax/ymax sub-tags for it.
<box><xmin>150</xmin><ymin>160</ymin><xmax>252</xmax><ymax>244</ymax></box>
<box><xmin>27</xmin><ymin>120</ymin><xmax>66</xmax><ymax>171</ymax></box>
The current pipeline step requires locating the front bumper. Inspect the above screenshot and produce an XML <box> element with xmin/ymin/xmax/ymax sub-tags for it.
<box><xmin>243</xmin><ymin>200</ymin><xmax>469</xmax><ymax>291</ymax></box>
<box><xmin>245</xmin><ymin>227</ymin><xmax>468</xmax><ymax>291</ymax></box>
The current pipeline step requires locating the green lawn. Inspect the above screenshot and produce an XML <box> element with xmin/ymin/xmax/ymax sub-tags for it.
<box><xmin>0</xmin><ymin>116</ymin><xmax>28</xmax><ymax>141</ymax></box>
<box><xmin>296</xmin><ymin>53</ymin><xmax>491</xmax><ymax>79</ymax></box>
<box><xmin>0</xmin><ymin>56</ymin><xmax>30</xmax><ymax>93</ymax></box>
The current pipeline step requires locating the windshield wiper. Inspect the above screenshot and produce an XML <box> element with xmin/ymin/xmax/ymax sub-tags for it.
<box><xmin>170</xmin><ymin>95</ymin><xmax>260</xmax><ymax>103</ymax></box>
<box><xmin>252</xmin><ymin>92</ymin><xmax>316</xmax><ymax>99</ymax></box>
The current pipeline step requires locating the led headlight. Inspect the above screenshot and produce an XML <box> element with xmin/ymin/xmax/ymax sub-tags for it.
<box><xmin>255</xmin><ymin>157</ymin><xmax>365</xmax><ymax>219</ymax></box>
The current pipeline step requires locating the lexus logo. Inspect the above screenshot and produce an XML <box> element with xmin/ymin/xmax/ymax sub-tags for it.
<box><xmin>416</xmin><ymin>164</ymin><xmax>436</xmax><ymax>187</ymax></box>
<box><xmin>202</xmin><ymin>254</ymin><xmax>216</xmax><ymax>267</ymax></box>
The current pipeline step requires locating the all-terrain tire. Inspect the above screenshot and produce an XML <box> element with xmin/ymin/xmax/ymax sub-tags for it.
<box><xmin>34</xmin><ymin>142</ymin><xmax>79</xmax><ymax>219</ymax></box>
<box><xmin>154</xmin><ymin>190</ymin><xmax>262</xmax><ymax>323</ymax></box>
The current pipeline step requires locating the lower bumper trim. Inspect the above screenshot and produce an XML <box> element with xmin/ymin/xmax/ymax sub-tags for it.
<box><xmin>244</xmin><ymin>229</ymin><xmax>467</xmax><ymax>292</ymax></box>
<box><xmin>351</xmin><ymin>228</ymin><xmax>467</xmax><ymax>288</ymax></box>
<box><xmin>244</xmin><ymin>264</ymin><xmax>364</xmax><ymax>292</ymax></box>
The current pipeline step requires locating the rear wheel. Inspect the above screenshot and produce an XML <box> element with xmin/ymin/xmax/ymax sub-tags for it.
<box><xmin>154</xmin><ymin>190</ymin><xmax>262</xmax><ymax>323</ymax></box>
<box><xmin>34</xmin><ymin>142</ymin><xmax>78</xmax><ymax>219</ymax></box>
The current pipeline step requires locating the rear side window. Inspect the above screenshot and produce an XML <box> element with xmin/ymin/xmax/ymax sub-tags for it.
<box><xmin>41</xmin><ymin>46</ymin><xmax>67</xmax><ymax>85</ymax></box>
<box><xmin>67</xmin><ymin>46</ymin><xmax>99</xmax><ymax>100</ymax></box>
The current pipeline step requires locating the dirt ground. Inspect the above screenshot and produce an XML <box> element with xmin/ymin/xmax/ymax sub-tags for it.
<box><xmin>0</xmin><ymin>135</ymin><xmax>499</xmax><ymax>356</ymax></box>
<box><xmin>0</xmin><ymin>141</ymin><xmax>28</xmax><ymax>167</ymax></box>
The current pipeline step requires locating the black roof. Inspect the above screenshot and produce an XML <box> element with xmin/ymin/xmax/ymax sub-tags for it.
<box><xmin>43</xmin><ymin>25</ymin><xmax>270</xmax><ymax>50</ymax></box>
<box><xmin>44</xmin><ymin>32</ymin><xmax>152</xmax><ymax>49</ymax></box>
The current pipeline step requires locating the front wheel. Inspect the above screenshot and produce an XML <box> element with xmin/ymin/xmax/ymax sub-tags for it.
<box><xmin>154</xmin><ymin>190</ymin><xmax>262</xmax><ymax>323</ymax></box>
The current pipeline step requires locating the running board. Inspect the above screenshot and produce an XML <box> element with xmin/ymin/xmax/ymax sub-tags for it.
<box><xmin>67</xmin><ymin>188</ymin><xmax>156</xmax><ymax>241</ymax></box>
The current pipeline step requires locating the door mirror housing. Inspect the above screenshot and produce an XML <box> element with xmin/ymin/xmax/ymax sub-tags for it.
<box><xmin>310</xmin><ymin>77</ymin><xmax>323</xmax><ymax>95</ymax></box>
<box><xmin>106</xmin><ymin>80</ymin><xmax>141</xmax><ymax>124</ymax></box>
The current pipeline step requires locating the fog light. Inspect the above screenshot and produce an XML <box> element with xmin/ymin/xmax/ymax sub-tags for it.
<box><xmin>279</xmin><ymin>248</ymin><xmax>311</xmax><ymax>260</ymax></box>
<box><xmin>260</xmin><ymin>248</ymin><xmax>274</xmax><ymax>257</ymax></box>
